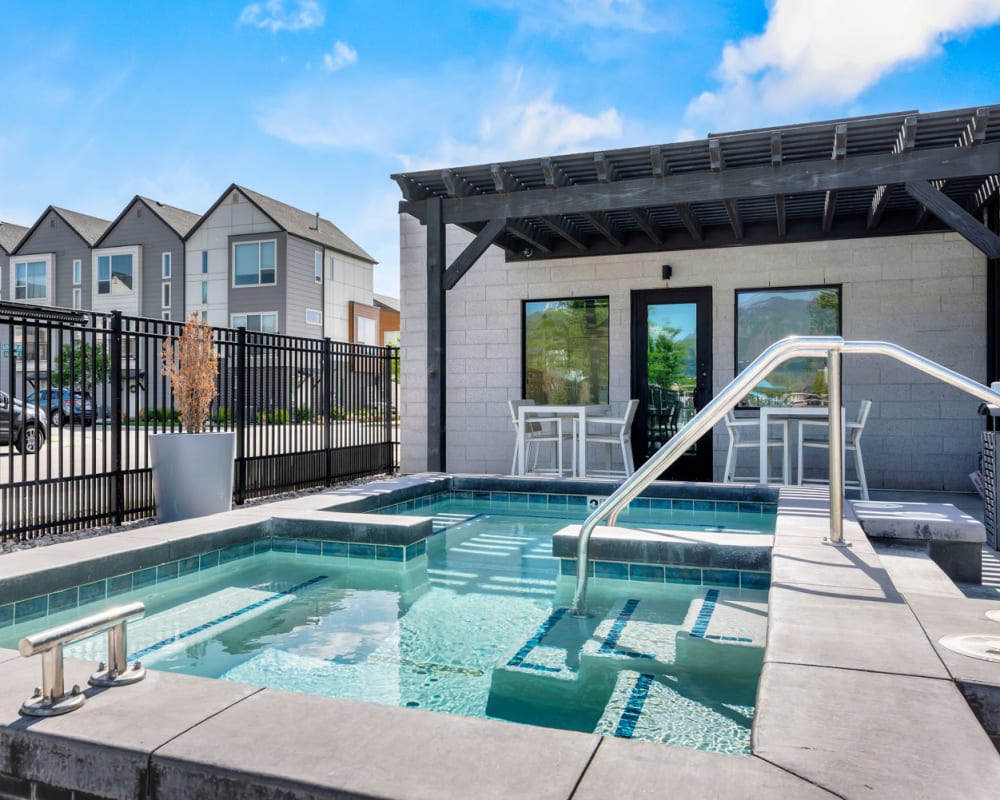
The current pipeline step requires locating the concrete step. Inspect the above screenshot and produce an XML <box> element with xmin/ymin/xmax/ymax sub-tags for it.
<box><xmin>675</xmin><ymin>588</ymin><xmax>768</xmax><ymax>671</ymax></box>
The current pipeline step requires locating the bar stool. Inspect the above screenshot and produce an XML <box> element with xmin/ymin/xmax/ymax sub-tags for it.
<box><xmin>797</xmin><ymin>400</ymin><xmax>871</xmax><ymax>499</ymax></box>
<box><xmin>722</xmin><ymin>410</ymin><xmax>791</xmax><ymax>483</ymax></box>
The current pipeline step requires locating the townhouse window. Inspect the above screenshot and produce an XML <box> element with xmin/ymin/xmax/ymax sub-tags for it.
<box><xmin>162</xmin><ymin>252</ymin><xmax>171</xmax><ymax>279</ymax></box>
<box><xmin>95</xmin><ymin>248</ymin><xmax>137</xmax><ymax>295</ymax></box>
<box><xmin>233</xmin><ymin>240</ymin><xmax>276</xmax><ymax>286</ymax></box>
<box><xmin>162</xmin><ymin>310</ymin><xmax>171</xmax><ymax>321</ymax></box>
<box><xmin>14</xmin><ymin>257</ymin><xmax>50</xmax><ymax>300</ymax></box>
<box><xmin>162</xmin><ymin>282</ymin><xmax>171</xmax><ymax>309</ymax></box>
<box><xmin>306</xmin><ymin>309</ymin><xmax>322</xmax><ymax>326</ymax></box>
<box><xmin>522</xmin><ymin>297</ymin><xmax>609</xmax><ymax>404</ymax></box>
<box><xmin>72</xmin><ymin>288</ymin><xmax>82</xmax><ymax>309</ymax></box>
<box><xmin>72</xmin><ymin>259</ymin><xmax>82</xmax><ymax>285</ymax></box>
<box><xmin>231</xmin><ymin>312</ymin><xmax>278</xmax><ymax>334</ymax></box>
<box><xmin>201</xmin><ymin>250</ymin><xmax>208</xmax><ymax>274</ymax></box>
<box><xmin>201</xmin><ymin>281</ymin><xmax>208</xmax><ymax>304</ymax></box>
<box><xmin>13</xmin><ymin>326</ymin><xmax>48</xmax><ymax>364</ymax></box>
<box><xmin>314</xmin><ymin>251</ymin><xmax>322</xmax><ymax>284</ymax></box>
<box><xmin>736</xmin><ymin>285</ymin><xmax>842</xmax><ymax>407</ymax></box>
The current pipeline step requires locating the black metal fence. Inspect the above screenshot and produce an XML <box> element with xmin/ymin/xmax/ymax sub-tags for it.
<box><xmin>0</xmin><ymin>301</ymin><xmax>399</xmax><ymax>540</ymax></box>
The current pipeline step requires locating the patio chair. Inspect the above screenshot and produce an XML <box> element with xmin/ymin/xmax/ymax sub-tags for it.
<box><xmin>508</xmin><ymin>400</ymin><xmax>567</xmax><ymax>475</ymax></box>
<box><xmin>722</xmin><ymin>410</ymin><xmax>791</xmax><ymax>484</ymax></box>
<box><xmin>796</xmin><ymin>400</ymin><xmax>872</xmax><ymax>500</ymax></box>
<box><xmin>584</xmin><ymin>399</ymin><xmax>638</xmax><ymax>477</ymax></box>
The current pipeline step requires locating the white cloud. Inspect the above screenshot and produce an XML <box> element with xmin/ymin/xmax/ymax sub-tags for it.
<box><xmin>256</xmin><ymin>65</ymin><xmax>626</xmax><ymax>169</ymax></box>
<box><xmin>239</xmin><ymin>0</ymin><xmax>325</xmax><ymax>33</ymax></box>
<box><xmin>685</xmin><ymin>0</ymin><xmax>1000</xmax><ymax>132</ymax></box>
<box><xmin>323</xmin><ymin>41</ymin><xmax>357</xmax><ymax>72</ymax></box>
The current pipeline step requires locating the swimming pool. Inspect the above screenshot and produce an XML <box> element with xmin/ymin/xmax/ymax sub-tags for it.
<box><xmin>0</xmin><ymin>495</ymin><xmax>768</xmax><ymax>755</ymax></box>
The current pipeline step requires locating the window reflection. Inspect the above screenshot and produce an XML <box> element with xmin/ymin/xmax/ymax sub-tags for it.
<box><xmin>523</xmin><ymin>297</ymin><xmax>609</xmax><ymax>404</ymax></box>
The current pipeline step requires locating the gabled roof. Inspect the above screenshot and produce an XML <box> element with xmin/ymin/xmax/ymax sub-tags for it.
<box><xmin>15</xmin><ymin>206</ymin><xmax>112</xmax><ymax>252</ymax></box>
<box><xmin>393</xmin><ymin>103</ymin><xmax>1000</xmax><ymax>261</ymax></box>
<box><xmin>94</xmin><ymin>196</ymin><xmax>201</xmax><ymax>247</ymax></box>
<box><xmin>373</xmin><ymin>293</ymin><xmax>400</xmax><ymax>313</ymax></box>
<box><xmin>187</xmin><ymin>183</ymin><xmax>376</xmax><ymax>264</ymax></box>
<box><xmin>50</xmin><ymin>207</ymin><xmax>112</xmax><ymax>246</ymax></box>
<box><xmin>0</xmin><ymin>221</ymin><xmax>29</xmax><ymax>254</ymax></box>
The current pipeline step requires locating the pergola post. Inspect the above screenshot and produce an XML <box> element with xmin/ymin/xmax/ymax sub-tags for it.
<box><xmin>426</xmin><ymin>197</ymin><xmax>446</xmax><ymax>471</ymax></box>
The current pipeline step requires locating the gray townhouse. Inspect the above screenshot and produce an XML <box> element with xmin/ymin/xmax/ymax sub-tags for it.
<box><xmin>184</xmin><ymin>184</ymin><xmax>378</xmax><ymax>341</ymax></box>
<box><xmin>0</xmin><ymin>220</ymin><xmax>29</xmax><ymax>302</ymax></box>
<box><xmin>93</xmin><ymin>195</ymin><xmax>200</xmax><ymax>320</ymax></box>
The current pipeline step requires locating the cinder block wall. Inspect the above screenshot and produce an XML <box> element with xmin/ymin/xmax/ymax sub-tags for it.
<box><xmin>400</xmin><ymin>213</ymin><xmax>986</xmax><ymax>491</ymax></box>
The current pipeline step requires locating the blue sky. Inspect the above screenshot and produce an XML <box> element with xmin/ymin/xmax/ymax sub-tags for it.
<box><xmin>2</xmin><ymin>1</ymin><xmax>999</xmax><ymax>296</ymax></box>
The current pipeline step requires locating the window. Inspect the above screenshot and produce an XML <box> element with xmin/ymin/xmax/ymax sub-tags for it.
<box><xmin>162</xmin><ymin>310</ymin><xmax>171</xmax><ymax>321</ymax></box>
<box><xmin>14</xmin><ymin>257</ymin><xmax>50</xmax><ymax>300</ymax></box>
<box><xmin>162</xmin><ymin>252</ymin><xmax>171</xmax><ymax>279</ymax></box>
<box><xmin>314</xmin><ymin>251</ymin><xmax>322</xmax><ymax>284</ymax></box>
<box><xmin>72</xmin><ymin>259</ymin><xmax>82</xmax><ymax>285</ymax></box>
<box><xmin>72</xmin><ymin>288</ymin><xmax>82</xmax><ymax>309</ymax></box>
<box><xmin>233</xmin><ymin>240</ymin><xmax>276</xmax><ymax>286</ymax></box>
<box><xmin>231</xmin><ymin>312</ymin><xmax>277</xmax><ymax>333</ymax></box>
<box><xmin>523</xmin><ymin>297</ymin><xmax>610</xmax><ymax>404</ymax></box>
<box><xmin>201</xmin><ymin>281</ymin><xmax>208</xmax><ymax>304</ymax></box>
<box><xmin>95</xmin><ymin>247</ymin><xmax>137</xmax><ymax>295</ymax></box>
<box><xmin>306</xmin><ymin>308</ymin><xmax>322</xmax><ymax>326</ymax></box>
<box><xmin>162</xmin><ymin>282</ymin><xmax>171</xmax><ymax>309</ymax></box>
<box><xmin>201</xmin><ymin>250</ymin><xmax>208</xmax><ymax>274</ymax></box>
<box><xmin>736</xmin><ymin>285</ymin><xmax>842</xmax><ymax>407</ymax></box>
<box><xmin>328</xmin><ymin>255</ymin><xmax>335</xmax><ymax>281</ymax></box>
<box><xmin>13</xmin><ymin>326</ymin><xmax>48</xmax><ymax>364</ymax></box>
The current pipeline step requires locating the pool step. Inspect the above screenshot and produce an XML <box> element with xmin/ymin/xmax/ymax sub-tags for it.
<box><xmin>674</xmin><ymin>587</ymin><xmax>768</xmax><ymax>672</ymax></box>
<box><xmin>593</xmin><ymin>669</ymin><xmax>753</xmax><ymax>753</ymax></box>
<box><xmin>580</xmin><ymin>597</ymin><xmax>678</xmax><ymax>674</ymax></box>
<box><xmin>488</xmin><ymin>607</ymin><xmax>594</xmax><ymax>705</ymax></box>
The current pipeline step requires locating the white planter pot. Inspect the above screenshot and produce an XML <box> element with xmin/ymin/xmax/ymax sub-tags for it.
<box><xmin>149</xmin><ymin>432</ymin><xmax>236</xmax><ymax>523</ymax></box>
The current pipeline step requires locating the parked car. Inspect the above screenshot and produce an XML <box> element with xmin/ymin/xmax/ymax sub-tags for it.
<box><xmin>0</xmin><ymin>391</ymin><xmax>47</xmax><ymax>454</ymax></box>
<box><xmin>26</xmin><ymin>388</ymin><xmax>96</xmax><ymax>427</ymax></box>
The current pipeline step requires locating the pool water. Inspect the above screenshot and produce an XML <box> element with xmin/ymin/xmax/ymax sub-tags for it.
<box><xmin>1</xmin><ymin>504</ymin><xmax>767</xmax><ymax>754</ymax></box>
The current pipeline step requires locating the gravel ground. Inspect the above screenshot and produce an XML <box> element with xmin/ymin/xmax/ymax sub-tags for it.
<box><xmin>0</xmin><ymin>475</ymin><xmax>390</xmax><ymax>555</ymax></box>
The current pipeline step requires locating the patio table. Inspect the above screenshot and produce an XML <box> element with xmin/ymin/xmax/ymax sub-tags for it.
<box><xmin>758</xmin><ymin>406</ymin><xmax>844</xmax><ymax>485</ymax></box>
<box><xmin>517</xmin><ymin>404</ymin><xmax>610</xmax><ymax>477</ymax></box>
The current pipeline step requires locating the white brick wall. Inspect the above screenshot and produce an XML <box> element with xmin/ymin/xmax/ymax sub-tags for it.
<box><xmin>400</xmin><ymin>215</ymin><xmax>986</xmax><ymax>491</ymax></box>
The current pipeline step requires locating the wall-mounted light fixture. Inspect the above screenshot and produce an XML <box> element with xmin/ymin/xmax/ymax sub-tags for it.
<box><xmin>662</xmin><ymin>264</ymin><xmax>673</xmax><ymax>281</ymax></box>
<box><xmin>522</xmin><ymin>246</ymin><xmax>534</xmax><ymax>259</ymax></box>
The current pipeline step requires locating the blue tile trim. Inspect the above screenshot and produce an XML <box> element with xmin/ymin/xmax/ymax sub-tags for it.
<box><xmin>613</xmin><ymin>673</ymin><xmax>654</xmax><ymax>738</ymax></box>
<box><xmin>322</xmin><ymin>540</ymin><xmax>350</xmax><ymax>558</ymax></box>
<box><xmin>47</xmin><ymin>587</ymin><xmax>78</xmax><ymax>614</ymax></box>
<box><xmin>690</xmin><ymin>589</ymin><xmax>720</xmax><ymax>638</ymax></box>
<box><xmin>0</xmin><ymin>604</ymin><xmax>12</xmax><ymax>629</ymax></box>
<box><xmin>129</xmin><ymin>575</ymin><xmax>328</xmax><ymax>662</ymax></box>
<box><xmin>79</xmin><ymin>580</ymin><xmax>107</xmax><ymax>605</ymax></box>
<box><xmin>507</xmin><ymin>607</ymin><xmax>568</xmax><ymax>668</ymax></box>
<box><xmin>598</xmin><ymin>599</ymin><xmax>652</xmax><ymax>659</ymax></box>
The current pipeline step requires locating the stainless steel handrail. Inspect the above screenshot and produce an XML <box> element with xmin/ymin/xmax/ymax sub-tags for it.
<box><xmin>18</xmin><ymin>601</ymin><xmax>146</xmax><ymax>716</ymax></box>
<box><xmin>570</xmin><ymin>335</ymin><xmax>1000</xmax><ymax>616</ymax></box>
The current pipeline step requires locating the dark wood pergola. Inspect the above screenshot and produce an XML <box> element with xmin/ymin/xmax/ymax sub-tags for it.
<box><xmin>393</xmin><ymin>105</ymin><xmax>1000</xmax><ymax>471</ymax></box>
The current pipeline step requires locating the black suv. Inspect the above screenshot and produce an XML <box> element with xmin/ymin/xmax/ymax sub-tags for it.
<box><xmin>0</xmin><ymin>391</ymin><xmax>47</xmax><ymax>454</ymax></box>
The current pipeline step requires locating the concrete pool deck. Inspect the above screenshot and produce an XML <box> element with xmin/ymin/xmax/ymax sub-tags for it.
<box><xmin>0</xmin><ymin>474</ymin><xmax>997</xmax><ymax>798</ymax></box>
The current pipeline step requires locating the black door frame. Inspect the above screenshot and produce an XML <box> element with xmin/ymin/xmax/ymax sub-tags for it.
<box><xmin>630</xmin><ymin>287</ymin><xmax>714</xmax><ymax>481</ymax></box>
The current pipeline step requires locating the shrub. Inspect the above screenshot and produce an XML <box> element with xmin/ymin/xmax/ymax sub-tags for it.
<box><xmin>161</xmin><ymin>314</ymin><xmax>219</xmax><ymax>434</ymax></box>
<box><xmin>213</xmin><ymin>407</ymin><xmax>233</xmax><ymax>425</ymax></box>
<box><xmin>293</xmin><ymin>405</ymin><xmax>314</xmax><ymax>423</ymax></box>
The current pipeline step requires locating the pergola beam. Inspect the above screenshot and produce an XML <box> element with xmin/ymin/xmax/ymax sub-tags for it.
<box><xmin>905</xmin><ymin>180</ymin><xmax>1000</xmax><ymax>258</ymax></box>
<box><xmin>916</xmin><ymin>108</ymin><xmax>989</xmax><ymax>227</ymax></box>
<box><xmin>868</xmin><ymin>115</ymin><xmax>917</xmax><ymax>230</ymax></box>
<box><xmin>969</xmin><ymin>175</ymin><xmax>1000</xmax><ymax>215</ymax></box>
<box><xmin>506</xmin><ymin>220</ymin><xmax>552</xmax><ymax>255</ymax></box>
<box><xmin>429</xmin><ymin>140</ymin><xmax>1000</xmax><ymax>225</ymax></box>
<box><xmin>629</xmin><ymin>208</ymin><xmax>662</xmax><ymax>245</ymax></box>
<box><xmin>709</xmin><ymin>138</ymin><xmax>743</xmax><ymax>240</ymax></box>
<box><xmin>442</xmin><ymin>169</ymin><xmax>477</xmax><ymax>197</ymax></box>
<box><xmin>539</xmin><ymin>216</ymin><xmax>588</xmax><ymax>250</ymax></box>
<box><xmin>823</xmin><ymin>125</ymin><xmax>847</xmax><ymax>234</ymax></box>
<box><xmin>674</xmin><ymin>204</ymin><xmax>703</xmax><ymax>242</ymax></box>
<box><xmin>581</xmin><ymin>211</ymin><xmax>624</xmax><ymax>248</ymax></box>
<box><xmin>443</xmin><ymin>218</ymin><xmax>506</xmax><ymax>291</ymax></box>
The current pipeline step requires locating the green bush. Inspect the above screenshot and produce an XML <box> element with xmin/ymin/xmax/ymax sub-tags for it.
<box><xmin>329</xmin><ymin>406</ymin><xmax>347</xmax><ymax>421</ymax></box>
<box><xmin>270</xmin><ymin>409</ymin><xmax>289</xmax><ymax>425</ymax></box>
<box><xmin>213</xmin><ymin>407</ymin><xmax>233</xmax><ymax>425</ymax></box>
<box><xmin>293</xmin><ymin>405</ymin><xmax>315</xmax><ymax>423</ymax></box>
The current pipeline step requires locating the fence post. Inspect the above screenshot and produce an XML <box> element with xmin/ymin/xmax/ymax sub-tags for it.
<box><xmin>383</xmin><ymin>346</ymin><xmax>394</xmax><ymax>472</ymax></box>
<box><xmin>109</xmin><ymin>311</ymin><xmax>123</xmax><ymax>526</ymax></box>
<box><xmin>235</xmin><ymin>327</ymin><xmax>247</xmax><ymax>505</ymax></box>
<box><xmin>322</xmin><ymin>338</ymin><xmax>333</xmax><ymax>485</ymax></box>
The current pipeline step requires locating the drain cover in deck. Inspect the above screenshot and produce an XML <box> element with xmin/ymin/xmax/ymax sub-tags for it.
<box><xmin>938</xmin><ymin>634</ymin><xmax>1000</xmax><ymax>663</ymax></box>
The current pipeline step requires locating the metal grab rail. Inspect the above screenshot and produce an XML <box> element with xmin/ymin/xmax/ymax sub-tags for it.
<box><xmin>570</xmin><ymin>335</ymin><xmax>1000</xmax><ymax>616</ymax></box>
<box><xmin>18</xmin><ymin>601</ymin><xmax>146</xmax><ymax>717</ymax></box>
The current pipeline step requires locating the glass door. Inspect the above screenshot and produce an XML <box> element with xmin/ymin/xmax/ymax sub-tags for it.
<box><xmin>631</xmin><ymin>288</ymin><xmax>713</xmax><ymax>481</ymax></box>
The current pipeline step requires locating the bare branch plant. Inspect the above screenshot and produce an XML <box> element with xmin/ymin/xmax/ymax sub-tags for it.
<box><xmin>161</xmin><ymin>313</ymin><xmax>219</xmax><ymax>434</ymax></box>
